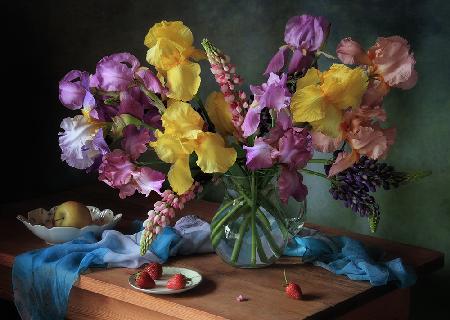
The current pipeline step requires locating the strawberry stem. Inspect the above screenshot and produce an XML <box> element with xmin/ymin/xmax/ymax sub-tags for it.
<box><xmin>283</xmin><ymin>269</ymin><xmax>288</xmax><ymax>285</ymax></box>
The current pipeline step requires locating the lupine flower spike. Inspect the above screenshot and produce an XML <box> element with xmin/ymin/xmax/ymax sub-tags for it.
<box><xmin>201</xmin><ymin>39</ymin><xmax>248</xmax><ymax>140</ymax></box>
<box><xmin>140</xmin><ymin>182</ymin><xmax>203</xmax><ymax>255</ymax></box>
<box><xmin>327</xmin><ymin>156</ymin><xmax>431</xmax><ymax>232</ymax></box>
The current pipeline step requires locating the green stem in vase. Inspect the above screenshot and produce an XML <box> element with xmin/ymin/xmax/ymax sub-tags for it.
<box><xmin>256</xmin><ymin>218</ymin><xmax>283</xmax><ymax>257</ymax></box>
<box><xmin>251</xmin><ymin>214</ymin><xmax>257</xmax><ymax>265</ymax></box>
<box><xmin>250</xmin><ymin>172</ymin><xmax>258</xmax><ymax>265</ymax></box>
<box><xmin>232</xmin><ymin>180</ymin><xmax>252</xmax><ymax>205</ymax></box>
<box><xmin>231</xmin><ymin>215</ymin><xmax>251</xmax><ymax>264</ymax></box>
<box><xmin>255</xmin><ymin>227</ymin><xmax>268</xmax><ymax>264</ymax></box>
<box><xmin>256</xmin><ymin>197</ymin><xmax>288</xmax><ymax>236</ymax></box>
<box><xmin>211</xmin><ymin>201</ymin><xmax>246</xmax><ymax>239</ymax></box>
<box><xmin>211</xmin><ymin>197</ymin><xmax>242</xmax><ymax>230</ymax></box>
<box><xmin>211</xmin><ymin>227</ymin><xmax>225</xmax><ymax>248</ymax></box>
<box><xmin>256</xmin><ymin>210</ymin><xmax>271</xmax><ymax>230</ymax></box>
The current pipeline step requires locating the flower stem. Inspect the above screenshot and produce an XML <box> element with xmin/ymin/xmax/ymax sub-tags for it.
<box><xmin>138</xmin><ymin>84</ymin><xmax>166</xmax><ymax>114</ymax></box>
<box><xmin>300</xmin><ymin>168</ymin><xmax>329</xmax><ymax>180</ymax></box>
<box><xmin>231</xmin><ymin>215</ymin><xmax>251</xmax><ymax>263</ymax></box>
<box><xmin>255</xmin><ymin>227</ymin><xmax>268</xmax><ymax>264</ymax></box>
<box><xmin>135</xmin><ymin>160</ymin><xmax>164</xmax><ymax>166</ymax></box>
<box><xmin>269</xmin><ymin>109</ymin><xmax>276</xmax><ymax>128</ymax></box>
<box><xmin>211</xmin><ymin>200</ymin><xmax>245</xmax><ymax>240</ymax></box>
<box><xmin>308</xmin><ymin>159</ymin><xmax>330</xmax><ymax>164</ymax></box>
<box><xmin>211</xmin><ymin>197</ymin><xmax>243</xmax><ymax>230</ymax></box>
<box><xmin>193</xmin><ymin>94</ymin><xmax>215</xmax><ymax>132</ymax></box>
<box><xmin>256</xmin><ymin>218</ymin><xmax>283</xmax><ymax>257</ymax></box>
<box><xmin>211</xmin><ymin>227</ymin><xmax>224</xmax><ymax>248</ymax></box>
<box><xmin>256</xmin><ymin>210</ymin><xmax>271</xmax><ymax>230</ymax></box>
<box><xmin>250</xmin><ymin>172</ymin><xmax>257</xmax><ymax>265</ymax></box>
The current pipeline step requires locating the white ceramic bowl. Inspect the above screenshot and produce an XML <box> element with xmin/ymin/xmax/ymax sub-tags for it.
<box><xmin>17</xmin><ymin>206</ymin><xmax>122</xmax><ymax>244</ymax></box>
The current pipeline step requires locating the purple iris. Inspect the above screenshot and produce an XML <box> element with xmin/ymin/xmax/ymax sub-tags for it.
<box><xmin>59</xmin><ymin>70</ymin><xmax>94</xmax><ymax>110</ymax></box>
<box><xmin>242</xmin><ymin>73</ymin><xmax>291</xmax><ymax>137</ymax></box>
<box><xmin>92</xmin><ymin>52</ymin><xmax>140</xmax><ymax>92</ymax></box>
<box><xmin>265</xmin><ymin>14</ymin><xmax>330</xmax><ymax>75</ymax></box>
<box><xmin>243</xmin><ymin>111</ymin><xmax>313</xmax><ymax>202</ymax></box>
<box><xmin>85</xmin><ymin>128</ymin><xmax>111</xmax><ymax>173</ymax></box>
<box><xmin>119</xmin><ymin>88</ymin><xmax>145</xmax><ymax>120</ymax></box>
<box><xmin>121</xmin><ymin>125</ymin><xmax>151</xmax><ymax>160</ymax></box>
<box><xmin>135</xmin><ymin>67</ymin><xmax>167</xmax><ymax>95</ymax></box>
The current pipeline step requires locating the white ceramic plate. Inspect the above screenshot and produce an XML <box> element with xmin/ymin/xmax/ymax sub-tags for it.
<box><xmin>17</xmin><ymin>206</ymin><xmax>122</xmax><ymax>244</ymax></box>
<box><xmin>129</xmin><ymin>266</ymin><xmax>202</xmax><ymax>294</ymax></box>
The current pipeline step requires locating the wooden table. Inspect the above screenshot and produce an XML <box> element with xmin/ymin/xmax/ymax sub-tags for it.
<box><xmin>0</xmin><ymin>184</ymin><xmax>444</xmax><ymax>320</ymax></box>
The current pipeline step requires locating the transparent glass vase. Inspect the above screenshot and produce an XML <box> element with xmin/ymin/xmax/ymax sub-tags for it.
<box><xmin>211</xmin><ymin>171</ymin><xmax>306</xmax><ymax>268</ymax></box>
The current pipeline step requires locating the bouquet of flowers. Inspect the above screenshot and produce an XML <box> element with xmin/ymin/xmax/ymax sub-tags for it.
<box><xmin>58</xmin><ymin>15</ymin><xmax>427</xmax><ymax>267</ymax></box>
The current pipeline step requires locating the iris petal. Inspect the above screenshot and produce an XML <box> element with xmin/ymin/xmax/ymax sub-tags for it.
<box><xmin>166</xmin><ymin>62</ymin><xmax>201</xmax><ymax>101</ymax></box>
<box><xmin>195</xmin><ymin>133</ymin><xmax>237</xmax><ymax>173</ymax></box>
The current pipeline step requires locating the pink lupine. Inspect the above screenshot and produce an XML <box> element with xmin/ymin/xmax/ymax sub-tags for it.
<box><xmin>202</xmin><ymin>39</ymin><xmax>248</xmax><ymax>140</ymax></box>
<box><xmin>140</xmin><ymin>182</ymin><xmax>203</xmax><ymax>255</ymax></box>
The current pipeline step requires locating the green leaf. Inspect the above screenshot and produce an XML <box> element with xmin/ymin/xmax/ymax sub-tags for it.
<box><xmin>111</xmin><ymin>114</ymin><xmax>155</xmax><ymax>139</ymax></box>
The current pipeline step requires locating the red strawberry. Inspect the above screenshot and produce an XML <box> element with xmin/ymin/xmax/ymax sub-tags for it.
<box><xmin>166</xmin><ymin>273</ymin><xmax>187</xmax><ymax>290</ymax></box>
<box><xmin>285</xmin><ymin>282</ymin><xmax>302</xmax><ymax>300</ymax></box>
<box><xmin>144</xmin><ymin>262</ymin><xmax>163</xmax><ymax>280</ymax></box>
<box><xmin>283</xmin><ymin>269</ymin><xmax>302</xmax><ymax>300</ymax></box>
<box><xmin>135</xmin><ymin>271</ymin><xmax>155</xmax><ymax>289</ymax></box>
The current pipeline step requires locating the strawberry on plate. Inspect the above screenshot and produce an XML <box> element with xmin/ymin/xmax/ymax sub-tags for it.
<box><xmin>135</xmin><ymin>271</ymin><xmax>156</xmax><ymax>289</ymax></box>
<box><xmin>144</xmin><ymin>262</ymin><xmax>163</xmax><ymax>280</ymax></box>
<box><xmin>166</xmin><ymin>273</ymin><xmax>188</xmax><ymax>290</ymax></box>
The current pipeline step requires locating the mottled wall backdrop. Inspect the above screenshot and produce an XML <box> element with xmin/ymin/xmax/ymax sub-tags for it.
<box><xmin>5</xmin><ymin>0</ymin><xmax>450</xmax><ymax>317</ymax></box>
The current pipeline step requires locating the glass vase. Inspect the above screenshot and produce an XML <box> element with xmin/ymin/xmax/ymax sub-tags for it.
<box><xmin>211</xmin><ymin>171</ymin><xmax>306</xmax><ymax>268</ymax></box>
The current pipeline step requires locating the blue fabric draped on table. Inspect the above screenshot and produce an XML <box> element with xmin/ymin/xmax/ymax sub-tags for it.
<box><xmin>12</xmin><ymin>216</ymin><xmax>416</xmax><ymax>320</ymax></box>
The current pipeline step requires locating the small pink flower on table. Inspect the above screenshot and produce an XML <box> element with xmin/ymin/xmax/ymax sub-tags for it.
<box><xmin>236</xmin><ymin>294</ymin><xmax>249</xmax><ymax>302</ymax></box>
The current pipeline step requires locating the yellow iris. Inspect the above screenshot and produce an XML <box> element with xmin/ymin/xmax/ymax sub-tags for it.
<box><xmin>144</xmin><ymin>21</ymin><xmax>206</xmax><ymax>101</ymax></box>
<box><xmin>150</xmin><ymin>101</ymin><xmax>237</xmax><ymax>194</ymax></box>
<box><xmin>290</xmin><ymin>64</ymin><xmax>368</xmax><ymax>137</ymax></box>
<box><xmin>205</xmin><ymin>92</ymin><xmax>235</xmax><ymax>137</ymax></box>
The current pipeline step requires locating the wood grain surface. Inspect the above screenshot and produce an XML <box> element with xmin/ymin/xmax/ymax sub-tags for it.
<box><xmin>0</xmin><ymin>183</ymin><xmax>444</xmax><ymax>319</ymax></box>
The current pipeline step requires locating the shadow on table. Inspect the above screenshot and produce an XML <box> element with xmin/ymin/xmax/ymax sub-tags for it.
<box><xmin>411</xmin><ymin>271</ymin><xmax>450</xmax><ymax>319</ymax></box>
<box><xmin>0</xmin><ymin>299</ymin><xmax>20</xmax><ymax>319</ymax></box>
<box><xmin>173</xmin><ymin>276</ymin><xmax>217</xmax><ymax>298</ymax></box>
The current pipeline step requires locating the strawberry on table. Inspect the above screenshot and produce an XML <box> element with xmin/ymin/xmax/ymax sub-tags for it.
<box><xmin>283</xmin><ymin>270</ymin><xmax>303</xmax><ymax>300</ymax></box>
<box><xmin>166</xmin><ymin>273</ymin><xmax>188</xmax><ymax>290</ymax></box>
<box><xmin>135</xmin><ymin>271</ymin><xmax>156</xmax><ymax>289</ymax></box>
<box><xmin>285</xmin><ymin>282</ymin><xmax>302</xmax><ymax>300</ymax></box>
<box><xmin>144</xmin><ymin>262</ymin><xmax>163</xmax><ymax>280</ymax></box>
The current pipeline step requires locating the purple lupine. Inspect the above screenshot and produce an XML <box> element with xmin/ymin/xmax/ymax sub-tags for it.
<box><xmin>327</xmin><ymin>156</ymin><xmax>412</xmax><ymax>231</ymax></box>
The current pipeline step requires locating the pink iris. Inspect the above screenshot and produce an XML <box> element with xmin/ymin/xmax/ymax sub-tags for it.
<box><xmin>243</xmin><ymin>111</ymin><xmax>312</xmax><ymax>202</ymax></box>
<box><xmin>98</xmin><ymin>149</ymin><xmax>165</xmax><ymax>199</ymax></box>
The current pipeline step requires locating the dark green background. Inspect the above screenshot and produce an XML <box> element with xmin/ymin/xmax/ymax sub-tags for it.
<box><xmin>4</xmin><ymin>0</ymin><xmax>449</xmax><ymax>317</ymax></box>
